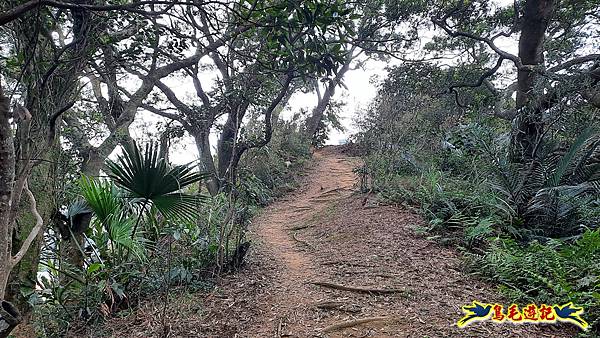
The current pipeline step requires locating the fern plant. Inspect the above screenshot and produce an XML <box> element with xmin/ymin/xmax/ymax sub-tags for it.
<box><xmin>470</xmin><ymin>229</ymin><xmax>600</xmax><ymax>331</ymax></box>
<box><xmin>492</xmin><ymin>128</ymin><xmax>600</xmax><ymax>239</ymax></box>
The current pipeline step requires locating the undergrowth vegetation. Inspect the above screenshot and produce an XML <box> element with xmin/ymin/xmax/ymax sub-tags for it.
<box><xmin>239</xmin><ymin>115</ymin><xmax>313</xmax><ymax>204</ymax></box>
<box><xmin>355</xmin><ymin>63</ymin><xmax>600</xmax><ymax>333</ymax></box>
<box><xmin>30</xmin><ymin>121</ymin><xmax>311</xmax><ymax>336</ymax></box>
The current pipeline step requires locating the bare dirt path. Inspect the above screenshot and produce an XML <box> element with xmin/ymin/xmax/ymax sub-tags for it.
<box><xmin>105</xmin><ymin>147</ymin><xmax>575</xmax><ymax>337</ymax></box>
<box><xmin>242</xmin><ymin>147</ymin><xmax>360</xmax><ymax>337</ymax></box>
<box><xmin>213</xmin><ymin>147</ymin><xmax>572</xmax><ymax>337</ymax></box>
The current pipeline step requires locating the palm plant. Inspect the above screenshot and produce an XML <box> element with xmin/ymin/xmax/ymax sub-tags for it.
<box><xmin>105</xmin><ymin>141</ymin><xmax>208</xmax><ymax>237</ymax></box>
<box><xmin>79</xmin><ymin>177</ymin><xmax>147</xmax><ymax>260</ymax></box>
<box><xmin>79</xmin><ymin>177</ymin><xmax>123</xmax><ymax>229</ymax></box>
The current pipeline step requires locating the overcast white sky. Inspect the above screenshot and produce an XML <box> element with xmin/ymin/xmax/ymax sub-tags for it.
<box><xmin>284</xmin><ymin>59</ymin><xmax>389</xmax><ymax>143</ymax></box>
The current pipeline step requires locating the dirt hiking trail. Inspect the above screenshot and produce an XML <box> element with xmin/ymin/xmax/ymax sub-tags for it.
<box><xmin>106</xmin><ymin>147</ymin><xmax>573</xmax><ymax>337</ymax></box>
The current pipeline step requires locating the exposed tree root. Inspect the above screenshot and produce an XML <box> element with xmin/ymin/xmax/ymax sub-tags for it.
<box><xmin>288</xmin><ymin>224</ymin><xmax>311</xmax><ymax>231</ymax></box>
<box><xmin>292</xmin><ymin>232</ymin><xmax>313</xmax><ymax>249</ymax></box>
<box><xmin>310</xmin><ymin>197</ymin><xmax>337</xmax><ymax>203</ymax></box>
<box><xmin>276</xmin><ymin>318</ymin><xmax>283</xmax><ymax>337</ymax></box>
<box><xmin>310</xmin><ymin>281</ymin><xmax>404</xmax><ymax>294</ymax></box>
<box><xmin>320</xmin><ymin>187</ymin><xmax>347</xmax><ymax>196</ymax></box>
<box><xmin>290</xmin><ymin>205</ymin><xmax>312</xmax><ymax>211</ymax></box>
<box><xmin>314</xmin><ymin>300</ymin><xmax>345</xmax><ymax>309</ymax></box>
<box><xmin>322</xmin><ymin>316</ymin><xmax>392</xmax><ymax>333</ymax></box>
<box><xmin>313</xmin><ymin>300</ymin><xmax>361</xmax><ymax>313</ymax></box>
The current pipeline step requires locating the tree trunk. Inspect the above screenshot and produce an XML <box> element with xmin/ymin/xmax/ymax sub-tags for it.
<box><xmin>305</xmin><ymin>80</ymin><xmax>335</xmax><ymax>142</ymax></box>
<box><xmin>81</xmin><ymin>151</ymin><xmax>106</xmax><ymax>176</ymax></box>
<box><xmin>5</xmin><ymin>144</ymin><xmax>57</xmax><ymax>317</ymax></box>
<box><xmin>159</xmin><ymin>129</ymin><xmax>171</xmax><ymax>164</ymax></box>
<box><xmin>512</xmin><ymin>0</ymin><xmax>555</xmax><ymax>161</ymax></box>
<box><xmin>0</xmin><ymin>82</ymin><xmax>16</xmax><ymax>300</ymax></box>
<box><xmin>216</xmin><ymin>103</ymin><xmax>249</xmax><ymax>181</ymax></box>
<box><xmin>305</xmin><ymin>49</ymin><xmax>354</xmax><ymax>141</ymax></box>
<box><xmin>2</xmin><ymin>1</ymin><xmax>101</xmax><ymax>317</ymax></box>
<box><xmin>194</xmin><ymin>132</ymin><xmax>219</xmax><ymax>195</ymax></box>
<box><xmin>0</xmin><ymin>80</ymin><xmax>21</xmax><ymax>338</ymax></box>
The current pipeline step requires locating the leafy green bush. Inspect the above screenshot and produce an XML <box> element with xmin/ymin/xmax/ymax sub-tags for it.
<box><xmin>29</xmin><ymin>142</ymin><xmax>212</xmax><ymax>334</ymax></box>
<box><xmin>490</xmin><ymin>128</ymin><xmax>600</xmax><ymax>239</ymax></box>
<box><xmin>240</xmin><ymin>115</ymin><xmax>312</xmax><ymax>203</ymax></box>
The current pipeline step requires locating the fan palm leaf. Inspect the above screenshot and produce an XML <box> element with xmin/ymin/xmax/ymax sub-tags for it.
<box><xmin>79</xmin><ymin>176</ymin><xmax>150</xmax><ymax>260</ymax></box>
<box><xmin>105</xmin><ymin>141</ymin><xmax>208</xmax><ymax>223</ymax></box>
<box><xmin>106</xmin><ymin>215</ymin><xmax>149</xmax><ymax>261</ymax></box>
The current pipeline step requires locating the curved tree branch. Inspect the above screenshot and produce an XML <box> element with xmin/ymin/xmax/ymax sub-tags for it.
<box><xmin>547</xmin><ymin>54</ymin><xmax>600</xmax><ymax>73</ymax></box>
<box><xmin>431</xmin><ymin>17</ymin><xmax>523</xmax><ymax>69</ymax></box>
<box><xmin>10</xmin><ymin>181</ymin><xmax>44</xmax><ymax>268</ymax></box>
<box><xmin>448</xmin><ymin>56</ymin><xmax>506</xmax><ymax>92</ymax></box>
<box><xmin>142</xmin><ymin>104</ymin><xmax>193</xmax><ymax>132</ymax></box>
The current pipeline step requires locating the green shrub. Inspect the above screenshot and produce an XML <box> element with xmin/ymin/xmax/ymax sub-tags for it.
<box><xmin>468</xmin><ymin>230</ymin><xmax>600</xmax><ymax>331</ymax></box>
<box><xmin>240</xmin><ymin>116</ymin><xmax>311</xmax><ymax>202</ymax></box>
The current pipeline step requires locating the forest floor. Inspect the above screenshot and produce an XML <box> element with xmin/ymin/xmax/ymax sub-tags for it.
<box><xmin>105</xmin><ymin>146</ymin><xmax>575</xmax><ymax>337</ymax></box>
